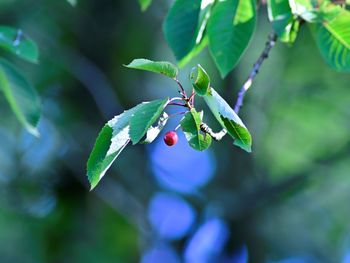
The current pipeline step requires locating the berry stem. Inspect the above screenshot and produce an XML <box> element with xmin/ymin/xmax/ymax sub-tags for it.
<box><xmin>168</xmin><ymin>102</ymin><xmax>187</xmax><ymax>107</ymax></box>
<box><xmin>174</xmin><ymin>79</ymin><xmax>187</xmax><ymax>98</ymax></box>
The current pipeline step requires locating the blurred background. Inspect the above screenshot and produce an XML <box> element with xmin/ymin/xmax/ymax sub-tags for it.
<box><xmin>0</xmin><ymin>0</ymin><xmax>350</xmax><ymax>262</ymax></box>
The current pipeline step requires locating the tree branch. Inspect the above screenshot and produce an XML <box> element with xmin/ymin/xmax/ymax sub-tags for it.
<box><xmin>234</xmin><ymin>33</ymin><xmax>277</xmax><ymax>113</ymax></box>
<box><xmin>200</xmin><ymin>33</ymin><xmax>278</xmax><ymax>140</ymax></box>
<box><xmin>200</xmin><ymin>123</ymin><xmax>227</xmax><ymax>141</ymax></box>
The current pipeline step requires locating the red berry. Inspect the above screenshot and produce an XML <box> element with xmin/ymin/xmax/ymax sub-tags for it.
<box><xmin>164</xmin><ymin>131</ymin><xmax>178</xmax><ymax>146</ymax></box>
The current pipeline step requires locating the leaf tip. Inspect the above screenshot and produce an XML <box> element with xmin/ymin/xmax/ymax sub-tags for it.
<box><xmin>87</xmin><ymin>171</ymin><xmax>99</xmax><ymax>191</ymax></box>
<box><xmin>123</xmin><ymin>62</ymin><xmax>131</xmax><ymax>68</ymax></box>
<box><xmin>89</xmin><ymin>184</ymin><xmax>96</xmax><ymax>191</ymax></box>
<box><xmin>26</xmin><ymin>125</ymin><xmax>40</xmax><ymax>137</ymax></box>
<box><xmin>219</xmin><ymin>70</ymin><xmax>229</xmax><ymax>79</ymax></box>
<box><xmin>234</xmin><ymin>140</ymin><xmax>252</xmax><ymax>153</ymax></box>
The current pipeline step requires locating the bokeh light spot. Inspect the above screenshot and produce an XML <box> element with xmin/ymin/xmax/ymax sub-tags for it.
<box><xmin>184</xmin><ymin>218</ymin><xmax>229</xmax><ymax>263</ymax></box>
<box><xmin>141</xmin><ymin>242</ymin><xmax>180</xmax><ymax>263</ymax></box>
<box><xmin>149</xmin><ymin>132</ymin><xmax>216</xmax><ymax>193</ymax></box>
<box><xmin>148</xmin><ymin>192</ymin><xmax>195</xmax><ymax>240</ymax></box>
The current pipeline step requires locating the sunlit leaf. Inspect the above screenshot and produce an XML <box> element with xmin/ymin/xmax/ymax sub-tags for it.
<box><xmin>267</xmin><ymin>0</ymin><xmax>299</xmax><ymax>43</ymax></box>
<box><xmin>87</xmin><ymin>99</ymin><xmax>168</xmax><ymax>189</ymax></box>
<box><xmin>289</xmin><ymin>0</ymin><xmax>342</xmax><ymax>22</ymax></box>
<box><xmin>178</xmin><ymin>35</ymin><xmax>208</xmax><ymax>68</ymax></box>
<box><xmin>140</xmin><ymin>112</ymin><xmax>168</xmax><ymax>144</ymax></box>
<box><xmin>87</xmin><ymin>105</ymin><xmax>142</xmax><ymax>190</ymax></box>
<box><xmin>124</xmin><ymin>59</ymin><xmax>178</xmax><ymax>79</ymax></box>
<box><xmin>207</xmin><ymin>0</ymin><xmax>256</xmax><ymax>77</ymax></box>
<box><xmin>163</xmin><ymin>0</ymin><xmax>202</xmax><ymax>61</ymax></box>
<box><xmin>129</xmin><ymin>98</ymin><xmax>169</xmax><ymax>144</ymax></box>
<box><xmin>181</xmin><ymin>108</ymin><xmax>212</xmax><ymax>151</ymax></box>
<box><xmin>203</xmin><ymin>88</ymin><xmax>252</xmax><ymax>152</ymax></box>
<box><xmin>165</xmin><ymin>0</ymin><xmax>216</xmax><ymax>66</ymax></box>
<box><xmin>313</xmin><ymin>9</ymin><xmax>350</xmax><ymax>71</ymax></box>
<box><xmin>267</xmin><ymin>0</ymin><xmax>293</xmax><ymax>35</ymax></box>
<box><xmin>318</xmin><ymin>1</ymin><xmax>343</xmax><ymax>22</ymax></box>
<box><xmin>0</xmin><ymin>59</ymin><xmax>41</xmax><ymax>136</ymax></box>
<box><xmin>190</xmin><ymin>64</ymin><xmax>210</xmax><ymax>96</ymax></box>
<box><xmin>0</xmin><ymin>26</ymin><xmax>39</xmax><ymax>63</ymax></box>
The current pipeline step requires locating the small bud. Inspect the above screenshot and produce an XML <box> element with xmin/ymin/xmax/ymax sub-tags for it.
<box><xmin>164</xmin><ymin>131</ymin><xmax>178</xmax><ymax>146</ymax></box>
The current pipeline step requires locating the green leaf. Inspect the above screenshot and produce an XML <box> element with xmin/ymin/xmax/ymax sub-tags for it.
<box><xmin>178</xmin><ymin>1</ymin><xmax>217</xmax><ymax>67</ymax></box>
<box><xmin>0</xmin><ymin>26</ymin><xmax>39</xmax><ymax>63</ymax></box>
<box><xmin>318</xmin><ymin>1</ymin><xmax>343</xmax><ymax>22</ymax></box>
<box><xmin>87</xmin><ymin>99</ymin><xmax>169</xmax><ymax>189</ymax></box>
<box><xmin>0</xmin><ymin>59</ymin><xmax>41</xmax><ymax>136</ymax></box>
<box><xmin>124</xmin><ymin>59</ymin><xmax>178</xmax><ymax>79</ymax></box>
<box><xmin>203</xmin><ymin>88</ymin><xmax>252</xmax><ymax>152</ymax></box>
<box><xmin>163</xmin><ymin>0</ymin><xmax>202</xmax><ymax>61</ymax></box>
<box><xmin>129</xmin><ymin>98</ymin><xmax>169</xmax><ymax>144</ymax></box>
<box><xmin>178</xmin><ymin>35</ymin><xmax>208</xmax><ymax>68</ymax></box>
<box><xmin>289</xmin><ymin>0</ymin><xmax>342</xmax><ymax>22</ymax></box>
<box><xmin>190</xmin><ymin>64</ymin><xmax>210</xmax><ymax>96</ymax></box>
<box><xmin>207</xmin><ymin>0</ymin><xmax>256</xmax><ymax>78</ymax></box>
<box><xmin>267</xmin><ymin>0</ymin><xmax>293</xmax><ymax>36</ymax></box>
<box><xmin>140</xmin><ymin>112</ymin><xmax>168</xmax><ymax>144</ymax></box>
<box><xmin>166</xmin><ymin>0</ymin><xmax>215</xmax><ymax>67</ymax></box>
<box><xmin>138</xmin><ymin>0</ymin><xmax>152</xmax><ymax>11</ymax></box>
<box><xmin>87</xmin><ymin>105</ymin><xmax>142</xmax><ymax>190</ymax></box>
<box><xmin>288</xmin><ymin>0</ymin><xmax>321</xmax><ymax>22</ymax></box>
<box><xmin>267</xmin><ymin>0</ymin><xmax>299</xmax><ymax>43</ymax></box>
<box><xmin>87</xmin><ymin>125</ymin><xmax>121</xmax><ymax>190</ymax></box>
<box><xmin>181</xmin><ymin>108</ymin><xmax>212</xmax><ymax>151</ymax></box>
<box><xmin>313</xmin><ymin>9</ymin><xmax>350</xmax><ymax>71</ymax></box>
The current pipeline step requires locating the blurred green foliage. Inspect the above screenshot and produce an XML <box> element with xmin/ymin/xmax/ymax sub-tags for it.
<box><xmin>0</xmin><ymin>1</ymin><xmax>350</xmax><ymax>262</ymax></box>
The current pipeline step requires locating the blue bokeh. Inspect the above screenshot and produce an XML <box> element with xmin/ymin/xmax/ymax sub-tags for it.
<box><xmin>343</xmin><ymin>250</ymin><xmax>350</xmax><ymax>263</ymax></box>
<box><xmin>148</xmin><ymin>192</ymin><xmax>195</xmax><ymax>240</ymax></box>
<box><xmin>141</xmin><ymin>242</ymin><xmax>180</xmax><ymax>263</ymax></box>
<box><xmin>184</xmin><ymin>217</ymin><xmax>229</xmax><ymax>263</ymax></box>
<box><xmin>149</xmin><ymin>131</ymin><xmax>216</xmax><ymax>194</ymax></box>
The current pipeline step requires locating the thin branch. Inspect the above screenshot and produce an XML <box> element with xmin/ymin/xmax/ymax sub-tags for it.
<box><xmin>168</xmin><ymin>102</ymin><xmax>187</xmax><ymax>107</ymax></box>
<box><xmin>234</xmin><ymin>33</ymin><xmax>277</xmax><ymax>113</ymax></box>
<box><xmin>189</xmin><ymin>90</ymin><xmax>195</xmax><ymax>106</ymax></box>
<box><xmin>200</xmin><ymin>33</ymin><xmax>278</xmax><ymax>140</ymax></box>
<box><xmin>174</xmin><ymin>79</ymin><xmax>187</xmax><ymax>98</ymax></box>
<box><xmin>168</xmin><ymin>97</ymin><xmax>183</xmax><ymax>103</ymax></box>
<box><xmin>200</xmin><ymin>123</ymin><xmax>227</xmax><ymax>141</ymax></box>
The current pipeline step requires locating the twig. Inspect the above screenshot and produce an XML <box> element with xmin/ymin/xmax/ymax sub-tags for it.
<box><xmin>200</xmin><ymin>33</ymin><xmax>278</xmax><ymax>140</ymax></box>
<box><xmin>189</xmin><ymin>90</ymin><xmax>195</xmax><ymax>106</ymax></box>
<box><xmin>234</xmin><ymin>33</ymin><xmax>277</xmax><ymax>113</ymax></box>
<box><xmin>168</xmin><ymin>97</ymin><xmax>183</xmax><ymax>103</ymax></box>
<box><xmin>168</xmin><ymin>102</ymin><xmax>187</xmax><ymax>107</ymax></box>
<box><xmin>174</xmin><ymin>79</ymin><xmax>187</xmax><ymax>98</ymax></box>
<box><xmin>200</xmin><ymin>123</ymin><xmax>227</xmax><ymax>141</ymax></box>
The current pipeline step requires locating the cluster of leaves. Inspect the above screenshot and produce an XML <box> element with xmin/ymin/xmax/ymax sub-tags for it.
<box><xmin>0</xmin><ymin>26</ymin><xmax>41</xmax><ymax>136</ymax></box>
<box><xmin>269</xmin><ymin>0</ymin><xmax>350</xmax><ymax>71</ymax></box>
<box><xmin>139</xmin><ymin>0</ymin><xmax>350</xmax><ymax>76</ymax></box>
<box><xmin>87</xmin><ymin>59</ymin><xmax>252</xmax><ymax>189</ymax></box>
<box><xmin>88</xmin><ymin>0</ymin><xmax>350</xmax><ymax>189</ymax></box>
<box><xmin>0</xmin><ymin>0</ymin><xmax>76</xmax><ymax>136</ymax></box>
